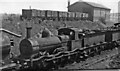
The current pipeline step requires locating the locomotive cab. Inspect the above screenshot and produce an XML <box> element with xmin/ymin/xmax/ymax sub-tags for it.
<box><xmin>58</xmin><ymin>27</ymin><xmax>83</xmax><ymax>50</ymax></box>
<box><xmin>58</xmin><ymin>27</ymin><xmax>83</xmax><ymax>40</ymax></box>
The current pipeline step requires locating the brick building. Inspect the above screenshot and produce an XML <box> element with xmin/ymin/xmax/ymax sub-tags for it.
<box><xmin>68</xmin><ymin>0</ymin><xmax>111</xmax><ymax>21</ymax></box>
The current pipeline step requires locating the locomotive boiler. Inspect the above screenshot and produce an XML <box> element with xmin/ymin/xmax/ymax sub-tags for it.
<box><xmin>19</xmin><ymin>36</ymin><xmax>61</xmax><ymax>58</ymax></box>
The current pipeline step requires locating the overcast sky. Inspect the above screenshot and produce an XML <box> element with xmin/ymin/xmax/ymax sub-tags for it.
<box><xmin>0</xmin><ymin>0</ymin><xmax>120</xmax><ymax>14</ymax></box>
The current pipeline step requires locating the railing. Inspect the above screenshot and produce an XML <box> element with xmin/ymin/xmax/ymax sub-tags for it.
<box><xmin>0</xmin><ymin>28</ymin><xmax>22</xmax><ymax>38</ymax></box>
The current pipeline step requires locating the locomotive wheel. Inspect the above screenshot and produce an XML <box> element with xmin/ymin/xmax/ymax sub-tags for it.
<box><xmin>43</xmin><ymin>60</ymin><xmax>55</xmax><ymax>70</ymax></box>
<box><xmin>80</xmin><ymin>55</ymin><xmax>85</xmax><ymax>61</ymax></box>
<box><xmin>41</xmin><ymin>60</ymin><xmax>48</xmax><ymax>69</ymax></box>
<box><xmin>61</xmin><ymin>56</ymin><xmax>68</xmax><ymax>67</ymax></box>
<box><xmin>40</xmin><ymin>59</ymin><xmax>53</xmax><ymax>70</ymax></box>
<box><xmin>78</xmin><ymin>52</ymin><xmax>85</xmax><ymax>61</ymax></box>
<box><xmin>67</xmin><ymin>56</ymin><xmax>71</xmax><ymax>64</ymax></box>
<box><xmin>97</xmin><ymin>46</ymin><xmax>101</xmax><ymax>55</ymax></box>
<box><xmin>107</xmin><ymin>43</ymin><xmax>112</xmax><ymax>50</ymax></box>
<box><xmin>89</xmin><ymin>49</ymin><xmax>95</xmax><ymax>57</ymax></box>
<box><xmin>59</xmin><ymin>57</ymin><xmax>66</xmax><ymax>67</ymax></box>
<box><xmin>101</xmin><ymin>45</ymin><xmax>105</xmax><ymax>51</ymax></box>
<box><xmin>69</xmin><ymin>54</ymin><xmax>76</xmax><ymax>64</ymax></box>
<box><xmin>64</xmin><ymin>56</ymin><xmax>70</xmax><ymax>65</ymax></box>
<box><xmin>110</xmin><ymin>43</ymin><xmax>114</xmax><ymax>50</ymax></box>
<box><xmin>84</xmin><ymin>53</ymin><xmax>88</xmax><ymax>60</ymax></box>
<box><xmin>106</xmin><ymin>42</ymin><xmax>111</xmax><ymax>50</ymax></box>
<box><xmin>111</xmin><ymin>41</ymin><xmax>118</xmax><ymax>49</ymax></box>
<box><xmin>74</xmin><ymin>54</ymin><xmax>78</xmax><ymax>61</ymax></box>
<box><xmin>56</xmin><ymin>58</ymin><xmax>61</xmax><ymax>67</ymax></box>
<box><xmin>67</xmin><ymin>55</ymin><xmax>75</xmax><ymax>64</ymax></box>
<box><xmin>113</xmin><ymin>41</ymin><xmax>119</xmax><ymax>47</ymax></box>
<box><xmin>94</xmin><ymin>47</ymin><xmax>99</xmax><ymax>55</ymax></box>
<box><xmin>83</xmin><ymin>51</ymin><xmax>89</xmax><ymax>60</ymax></box>
<box><xmin>76</xmin><ymin>58</ymin><xmax>81</xmax><ymax>63</ymax></box>
<box><xmin>76</xmin><ymin>55</ymin><xmax>84</xmax><ymax>63</ymax></box>
<box><xmin>52</xmin><ymin>60</ymin><xmax>59</xmax><ymax>70</ymax></box>
<box><xmin>103</xmin><ymin>44</ymin><xmax>108</xmax><ymax>51</ymax></box>
<box><xmin>75</xmin><ymin>53</ymin><xmax>81</xmax><ymax>63</ymax></box>
<box><xmin>57</xmin><ymin>55</ymin><xmax>66</xmax><ymax>67</ymax></box>
<box><xmin>49</xmin><ymin>61</ymin><xmax>58</xmax><ymax>70</ymax></box>
<box><xmin>90</xmin><ymin>52</ymin><xmax>95</xmax><ymax>57</ymax></box>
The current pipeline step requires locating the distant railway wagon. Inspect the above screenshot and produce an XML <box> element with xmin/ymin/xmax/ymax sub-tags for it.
<box><xmin>51</xmin><ymin>11</ymin><xmax>58</xmax><ymax>17</ymax></box>
<box><xmin>22</xmin><ymin>9</ymin><xmax>38</xmax><ymax>19</ymax></box>
<box><xmin>22</xmin><ymin>9</ymin><xmax>32</xmax><ymax>18</ymax></box>
<box><xmin>68</xmin><ymin>12</ymin><xmax>75</xmax><ymax>20</ymax></box>
<box><xmin>58</xmin><ymin>11</ymin><xmax>68</xmax><ymax>20</ymax></box>
<box><xmin>75</xmin><ymin>12</ymin><xmax>82</xmax><ymax>20</ymax></box>
<box><xmin>83</xmin><ymin>13</ymin><xmax>89</xmax><ymax>20</ymax></box>
<box><xmin>37</xmin><ymin>10</ymin><xmax>46</xmax><ymax>18</ymax></box>
<box><xmin>22</xmin><ymin>9</ymin><xmax>89</xmax><ymax>21</ymax></box>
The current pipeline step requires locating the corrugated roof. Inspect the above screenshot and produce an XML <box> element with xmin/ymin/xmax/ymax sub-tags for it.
<box><xmin>85</xmin><ymin>2</ymin><xmax>110</xmax><ymax>10</ymax></box>
<box><xmin>68</xmin><ymin>1</ymin><xmax>110</xmax><ymax>10</ymax></box>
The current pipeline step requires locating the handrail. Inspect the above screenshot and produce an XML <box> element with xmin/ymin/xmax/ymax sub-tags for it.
<box><xmin>0</xmin><ymin>28</ymin><xmax>22</xmax><ymax>38</ymax></box>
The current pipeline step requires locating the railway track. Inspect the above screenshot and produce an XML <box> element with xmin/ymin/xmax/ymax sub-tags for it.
<box><xmin>60</xmin><ymin>48</ymin><xmax>118</xmax><ymax>69</ymax></box>
<box><xmin>81</xmin><ymin>50</ymin><xmax>118</xmax><ymax>69</ymax></box>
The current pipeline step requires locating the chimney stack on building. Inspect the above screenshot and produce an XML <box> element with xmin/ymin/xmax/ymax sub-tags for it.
<box><xmin>79</xmin><ymin>0</ymin><xmax>83</xmax><ymax>2</ymax></box>
<box><xmin>68</xmin><ymin>0</ymin><xmax>70</xmax><ymax>7</ymax></box>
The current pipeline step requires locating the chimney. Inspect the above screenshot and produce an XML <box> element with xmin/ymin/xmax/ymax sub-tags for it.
<box><xmin>26</xmin><ymin>20</ymin><xmax>32</xmax><ymax>39</ymax></box>
<box><xmin>79</xmin><ymin>0</ymin><xmax>83</xmax><ymax>2</ymax></box>
<box><xmin>29</xmin><ymin>6</ymin><xmax>31</xmax><ymax>9</ymax></box>
<box><xmin>68</xmin><ymin>0</ymin><xmax>70</xmax><ymax>7</ymax></box>
<box><xmin>68</xmin><ymin>0</ymin><xmax>70</xmax><ymax>11</ymax></box>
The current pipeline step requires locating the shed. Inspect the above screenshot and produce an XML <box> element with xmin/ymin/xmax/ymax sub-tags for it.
<box><xmin>68</xmin><ymin>1</ymin><xmax>111</xmax><ymax>21</ymax></box>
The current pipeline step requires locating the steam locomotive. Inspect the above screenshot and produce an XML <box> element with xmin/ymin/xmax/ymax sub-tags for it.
<box><xmin>22</xmin><ymin>9</ymin><xmax>88</xmax><ymax>21</ymax></box>
<box><xmin>1</xmin><ymin>24</ymin><xmax>120</xmax><ymax>71</ymax></box>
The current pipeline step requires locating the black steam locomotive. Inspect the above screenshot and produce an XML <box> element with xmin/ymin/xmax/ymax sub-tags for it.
<box><xmin>22</xmin><ymin>9</ymin><xmax>88</xmax><ymax>21</ymax></box>
<box><xmin>1</xmin><ymin>24</ymin><xmax>120</xmax><ymax>71</ymax></box>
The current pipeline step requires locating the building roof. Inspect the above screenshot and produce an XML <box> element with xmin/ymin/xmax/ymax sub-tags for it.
<box><xmin>68</xmin><ymin>1</ymin><xmax>110</xmax><ymax>10</ymax></box>
<box><xmin>85</xmin><ymin>2</ymin><xmax>110</xmax><ymax>10</ymax></box>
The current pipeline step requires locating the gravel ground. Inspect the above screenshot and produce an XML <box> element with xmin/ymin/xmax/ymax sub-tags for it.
<box><xmin>59</xmin><ymin>48</ymin><xmax>119</xmax><ymax>70</ymax></box>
